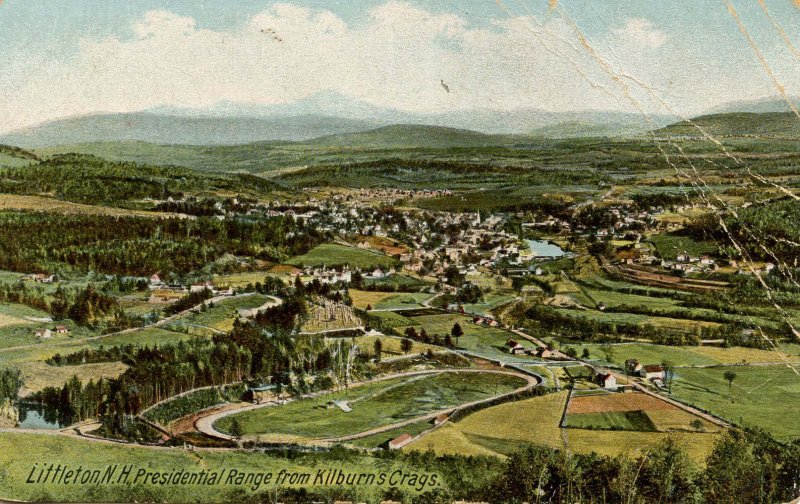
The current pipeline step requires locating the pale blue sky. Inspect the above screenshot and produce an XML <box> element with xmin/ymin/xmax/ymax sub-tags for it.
<box><xmin>2</xmin><ymin>1</ymin><xmax>800</xmax><ymax>132</ymax></box>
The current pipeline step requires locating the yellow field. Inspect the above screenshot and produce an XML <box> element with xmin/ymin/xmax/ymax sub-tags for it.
<box><xmin>212</xmin><ymin>270</ymin><xmax>277</xmax><ymax>288</ymax></box>
<box><xmin>690</xmin><ymin>344</ymin><xmax>800</xmax><ymax>364</ymax></box>
<box><xmin>567</xmin><ymin>429</ymin><xmax>719</xmax><ymax>462</ymax></box>
<box><xmin>17</xmin><ymin>361</ymin><xmax>129</xmax><ymax>394</ymax></box>
<box><xmin>646</xmin><ymin>409</ymin><xmax>720</xmax><ymax>433</ymax></box>
<box><xmin>406</xmin><ymin>391</ymin><xmax>567</xmax><ymax>457</ymax></box>
<box><xmin>354</xmin><ymin>335</ymin><xmax>438</xmax><ymax>356</ymax></box>
<box><xmin>0</xmin><ymin>314</ymin><xmax>31</xmax><ymax>328</ymax></box>
<box><xmin>349</xmin><ymin>290</ymin><xmax>397</xmax><ymax>310</ymax></box>
<box><xmin>0</xmin><ymin>194</ymin><xmax>183</xmax><ymax>218</ymax></box>
<box><xmin>646</xmin><ymin>316</ymin><xmax>719</xmax><ymax>331</ymax></box>
<box><xmin>406</xmin><ymin>390</ymin><xmax>721</xmax><ymax>463</ymax></box>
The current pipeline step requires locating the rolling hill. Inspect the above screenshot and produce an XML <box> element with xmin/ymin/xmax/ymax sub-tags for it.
<box><xmin>305</xmin><ymin>124</ymin><xmax>525</xmax><ymax>149</ymax></box>
<box><xmin>654</xmin><ymin>112</ymin><xmax>800</xmax><ymax>139</ymax></box>
<box><xmin>0</xmin><ymin>113</ymin><xmax>383</xmax><ymax>147</ymax></box>
<box><xmin>0</xmin><ymin>145</ymin><xmax>40</xmax><ymax>168</ymax></box>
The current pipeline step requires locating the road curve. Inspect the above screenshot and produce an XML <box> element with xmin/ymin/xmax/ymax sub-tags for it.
<box><xmin>194</xmin><ymin>368</ymin><xmax>539</xmax><ymax>443</ymax></box>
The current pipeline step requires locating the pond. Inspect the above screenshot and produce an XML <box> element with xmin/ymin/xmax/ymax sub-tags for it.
<box><xmin>526</xmin><ymin>239</ymin><xmax>567</xmax><ymax>258</ymax></box>
<box><xmin>17</xmin><ymin>402</ymin><xmax>68</xmax><ymax>430</ymax></box>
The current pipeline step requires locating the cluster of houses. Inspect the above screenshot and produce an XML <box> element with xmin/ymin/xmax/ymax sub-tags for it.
<box><xmin>660</xmin><ymin>254</ymin><xmax>718</xmax><ymax>274</ymax></box>
<box><xmin>25</xmin><ymin>273</ymin><xmax>58</xmax><ymax>284</ymax></box>
<box><xmin>147</xmin><ymin>274</ymin><xmax>233</xmax><ymax>303</ymax></box>
<box><xmin>504</xmin><ymin>338</ymin><xmax>553</xmax><ymax>358</ymax></box>
<box><xmin>625</xmin><ymin>359</ymin><xmax>666</xmax><ymax>387</ymax></box>
<box><xmin>34</xmin><ymin>324</ymin><xmax>70</xmax><ymax>339</ymax></box>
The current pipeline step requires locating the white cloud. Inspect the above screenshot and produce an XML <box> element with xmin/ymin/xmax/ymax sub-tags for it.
<box><xmin>0</xmin><ymin>3</ymin><xmax>779</xmax><ymax>133</ymax></box>
<box><xmin>611</xmin><ymin>18</ymin><xmax>667</xmax><ymax>49</ymax></box>
<box><xmin>133</xmin><ymin>10</ymin><xmax>197</xmax><ymax>40</ymax></box>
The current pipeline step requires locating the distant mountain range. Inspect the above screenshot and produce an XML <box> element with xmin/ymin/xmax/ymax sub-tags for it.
<box><xmin>0</xmin><ymin>91</ymin><xmax>676</xmax><ymax>147</ymax></box>
<box><xmin>4</xmin><ymin>92</ymin><xmax>800</xmax><ymax>148</ymax></box>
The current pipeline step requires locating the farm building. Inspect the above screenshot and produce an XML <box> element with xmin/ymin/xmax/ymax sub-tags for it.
<box><xmin>31</xmin><ymin>273</ymin><xmax>57</xmax><ymax>283</ymax></box>
<box><xmin>35</xmin><ymin>329</ymin><xmax>52</xmax><ymax>339</ymax></box>
<box><xmin>642</xmin><ymin>365</ymin><xmax>665</xmax><ymax>381</ymax></box>
<box><xmin>625</xmin><ymin>359</ymin><xmax>643</xmax><ymax>375</ymax></box>
<box><xmin>534</xmin><ymin>347</ymin><xmax>553</xmax><ymax>358</ymax></box>
<box><xmin>388</xmin><ymin>433</ymin><xmax>415</xmax><ymax>450</ymax></box>
<box><xmin>55</xmin><ymin>325</ymin><xmax>69</xmax><ymax>334</ymax></box>
<box><xmin>505</xmin><ymin>339</ymin><xmax>526</xmax><ymax>355</ymax></box>
<box><xmin>595</xmin><ymin>370</ymin><xmax>617</xmax><ymax>390</ymax></box>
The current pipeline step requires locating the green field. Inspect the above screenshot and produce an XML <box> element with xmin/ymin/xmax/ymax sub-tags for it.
<box><xmin>372</xmin><ymin>292</ymin><xmax>432</xmax><ymax>310</ymax></box>
<box><xmin>364</xmin><ymin>274</ymin><xmax>429</xmax><ymax>290</ymax></box>
<box><xmin>166</xmin><ymin>294</ymin><xmax>272</xmax><ymax>334</ymax></box>
<box><xmin>287</xmin><ymin>244</ymin><xmax>399</xmax><ymax>269</ymax></box>
<box><xmin>553</xmin><ymin>307</ymin><xmax>717</xmax><ymax>333</ymax></box>
<box><xmin>0</xmin><ymin>326</ymin><xmax>195</xmax><ymax>365</ymax></box>
<box><xmin>647</xmin><ymin>232</ymin><xmax>716</xmax><ymax>261</ymax></box>
<box><xmin>459</xmin><ymin>292</ymin><xmax>517</xmax><ymax>317</ymax></box>
<box><xmin>397</xmin><ymin>312</ymin><xmax>530</xmax><ymax>362</ymax></box>
<box><xmin>581</xmin><ymin>342</ymin><xmax>800</xmax><ymax>368</ymax></box>
<box><xmin>670</xmin><ymin>365</ymin><xmax>800</xmax><ymax>440</ymax></box>
<box><xmin>367</xmin><ymin>310</ymin><xmax>417</xmax><ymax>329</ymax></box>
<box><xmin>566</xmin><ymin>411</ymin><xmax>657</xmax><ymax>431</ymax></box>
<box><xmin>215</xmin><ymin>372</ymin><xmax>525</xmax><ymax>439</ymax></box>
<box><xmin>0</xmin><ymin>432</ymin><xmax>438</xmax><ymax>502</ymax></box>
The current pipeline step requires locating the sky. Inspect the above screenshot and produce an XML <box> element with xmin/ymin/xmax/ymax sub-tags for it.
<box><xmin>2</xmin><ymin>0</ymin><xmax>800</xmax><ymax>134</ymax></box>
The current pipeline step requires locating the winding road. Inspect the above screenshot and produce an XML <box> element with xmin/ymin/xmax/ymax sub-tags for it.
<box><xmin>194</xmin><ymin>368</ymin><xmax>539</xmax><ymax>443</ymax></box>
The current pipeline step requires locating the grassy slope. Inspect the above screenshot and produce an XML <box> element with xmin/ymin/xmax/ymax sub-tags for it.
<box><xmin>656</xmin><ymin>112</ymin><xmax>800</xmax><ymax>138</ymax></box>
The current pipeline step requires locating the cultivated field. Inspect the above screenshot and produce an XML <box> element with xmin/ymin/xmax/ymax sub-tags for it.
<box><xmin>408</xmin><ymin>390</ymin><xmax>720</xmax><ymax>462</ymax></box>
<box><xmin>565</xmin><ymin>391</ymin><xmax>719</xmax><ymax>433</ymax></box>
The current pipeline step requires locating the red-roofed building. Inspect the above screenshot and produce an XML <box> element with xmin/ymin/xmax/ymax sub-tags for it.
<box><xmin>388</xmin><ymin>433</ymin><xmax>414</xmax><ymax>450</ymax></box>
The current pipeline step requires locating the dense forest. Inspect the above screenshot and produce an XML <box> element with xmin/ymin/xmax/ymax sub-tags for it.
<box><xmin>0</xmin><ymin>211</ymin><xmax>326</xmax><ymax>276</ymax></box>
<box><xmin>32</xmin><ymin>295</ymin><xmax>361</xmax><ymax>434</ymax></box>
<box><xmin>0</xmin><ymin>154</ymin><xmax>279</xmax><ymax>206</ymax></box>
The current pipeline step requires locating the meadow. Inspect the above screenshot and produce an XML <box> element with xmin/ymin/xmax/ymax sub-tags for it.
<box><xmin>166</xmin><ymin>295</ymin><xmax>272</xmax><ymax>334</ymax></box>
<box><xmin>670</xmin><ymin>364</ymin><xmax>800</xmax><ymax>440</ymax></box>
<box><xmin>458</xmin><ymin>292</ymin><xmax>517</xmax><ymax>317</ymax></box>
<box><xmin>287</xmin><ymin>244</ymin><xmax>398</xmax><ymax>269</ymax></box>
<box><xmin>646</xmin><ymin>232</ymin><xmax>717</xmax><ymax>261</ymax></box>
<box><xmin>0</xmin><ymin>193</ymin><xmax>176</xmax><ymax>218</ymax></box>
<box><xmin>215</xmin><ymin>372</ymin><xmax>525</xmax><ymax>440</ymax></box>
<box><xmin>350</xmin><ymin>290</ymin><xmax>431</xmax><ymax>311</ymax></box>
